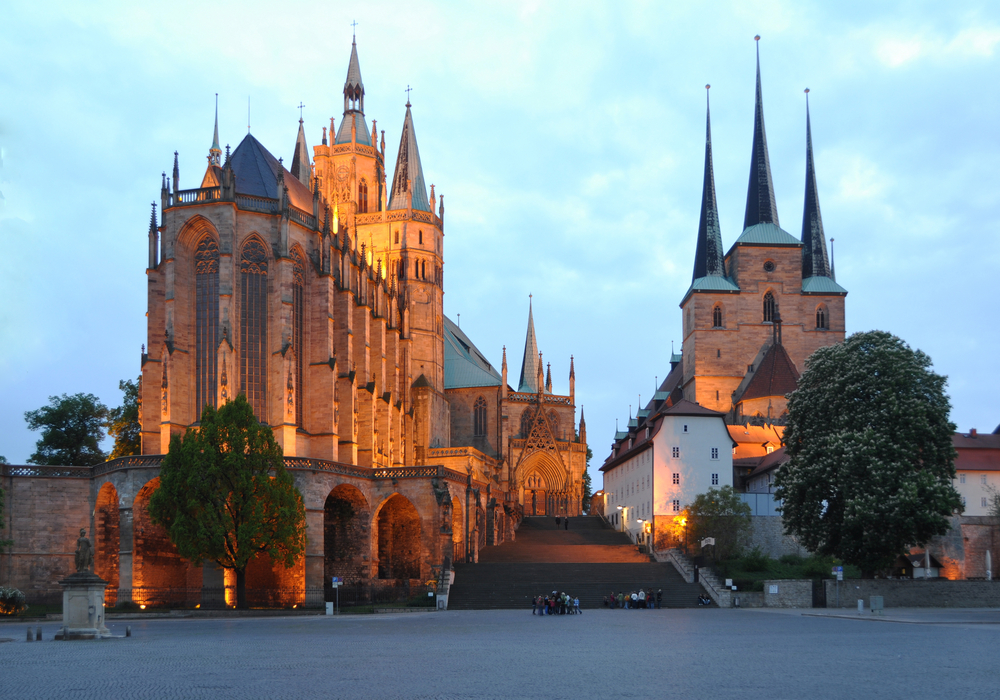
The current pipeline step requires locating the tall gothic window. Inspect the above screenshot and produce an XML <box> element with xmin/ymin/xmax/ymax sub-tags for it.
<box><xmin>520</xmin><ymin>406</ymin><xmax>536</xmax><ymax>438</ymax></box>
<box><xmin>292</xmin><ymin>247</ymin><xmax>305</xmax><ymax>427</ymax></box>
<box><xmin>816</xmin><ymin>305</ymin><xmax>828</xmax><ymax>330</ymax></box>
<box><xmin>548</xmin><ymin>410</ymin><xmax>560</xmax><ymax>440</ymax></box>
<box><xmin>473</xmin><ymin>396</ymin><xmax>487</xmax><ymax>437</ymax></box>
<box><xmin>358</xmin><ymin>180</ymin><xmax>368</xmax><ymax>214</ymax></box>
<box><xmin>240</xmin><ymin>238</ymin><xmax>268</xmax><ymax>420</ymax></box>
<box><xmin>712</xmin><ymin>304</ymin><xmax>723</xmax><ymax>328</ymax></box>
<box><xmin>195</xmin><ymin>236</ymin><xmax>220</xmax><ymax>416</ymax></box>
<box><xmin>762</xmin><ymin>291</ymin><xmax>776</xmax><ymax>323</ymax></box>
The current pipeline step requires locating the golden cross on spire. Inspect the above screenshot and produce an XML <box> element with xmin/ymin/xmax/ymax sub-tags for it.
<box><xmin>298</xmin><ymin>102</ymin><xmax>305</xmax><ymax>121</ymax></box>
<box><xmin>405</xmin><ymin>85</ymin><xmax>412</xmax><ymax>106</ymax></box>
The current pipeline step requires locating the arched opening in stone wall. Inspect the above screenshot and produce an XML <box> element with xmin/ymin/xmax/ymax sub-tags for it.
<box><xmin>324</xmin><ymin>484</ymin><xmax>371</xmax><ymax>593</ymax></box>
<box><xmin>451</xmin><ymin>496</ymin><xmax>464</xmax><ymax>563</ymax></box>
<box><xmin>94</xmin><ymin>482</ymin><xmax>120</xmax><ymax>603</ymax></box>
<box><xmin>373</xmin><ymin>494</ymin><xmax>422</xmax><ymax>581</ymax></box>
<box><xmin>241</xmin><ymin>550</ymin><xmax>304</xmax><ymax>608</ymax></box>
<box><xmin>133</xmin><ymin>478</ymin><xmax>201</xmax><ymax>606</ymax></box>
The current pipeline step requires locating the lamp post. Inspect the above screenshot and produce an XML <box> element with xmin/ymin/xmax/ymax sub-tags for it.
<box><xmin>617</xmin><ymin>505</ymin><xmax>623</xmax><ymax>533</ymax></box>
<box><xmin>637</xmin><ymin>519</ymin><xmax>645</xmax><ymax>548</ymax></box>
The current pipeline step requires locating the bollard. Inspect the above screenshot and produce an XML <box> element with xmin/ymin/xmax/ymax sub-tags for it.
<box><xmin>36</xmin><ymin>627</ymin><xmax>42</xmax><ymax>641</ymax></box>
<box><xmin>27</xmin><ymin>627</ymin><xmax>32</xmax><ymax>642</ymax></box>
<box><xmin>126</xmin><ymin>625</ymin><xmax>131</xmax><ymax>638</ymax></box>
<box><xmin>857</xmin><ymin>599</ymin><xmax>864</xmax><ymax>613</ymax></box>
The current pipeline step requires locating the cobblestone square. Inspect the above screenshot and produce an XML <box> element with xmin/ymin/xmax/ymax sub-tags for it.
<box><xmin>1</xmin><ymin>608</ymin><xmax>996</xmax><ymax>699</ymax></box>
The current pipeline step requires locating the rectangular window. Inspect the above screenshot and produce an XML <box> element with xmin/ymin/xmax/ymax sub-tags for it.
<box><xmin>672</xmin><ymin>446</ymin><xmax>680</xmax><ymax>459</ymax></box>
<box><xmin>672</xmin><ymin>473</ymin><xmax>679</xmax><ymax>485</ymax></box>
<box><xmin>982</xmin><ymin>497</ymin><xmax>988</xmax><ymax>508</ymax></box>
<box><xmin>962</xmin><ymin>496</ymin><xmax>967</xmax><ymax>507</ymax></box>
<box><xmin>982</xmin><ymin>475</ymin><xmax>988</xmax><ymax>485</ymax></box>
<box><xmin>960</xmin><ymin>474</ymin><xmax>966</xmax><ymax>484</ymax></box>
<box><xmin>683</xmin><ymin>424</ymin><xmax>689</xmax><ymax>433</ymax></box>
<box><xmin>712</xmin><ymin>473</ymin><xmax>719</xmax><ymax>486</ymax></box>
<box><xmin>711</xmin><ymin>447</ymin><xmax>719</xmax><ymax>460</ymax></box>
<box><xmin>672</xmin><ymin>499</ymin><xmax>680</xmax><ymax>513</ymax></box>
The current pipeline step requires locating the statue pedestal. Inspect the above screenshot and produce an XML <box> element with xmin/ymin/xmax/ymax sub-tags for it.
<box><xmin>57</xmin><ymin>572</ymin><xmax>111</xmax><ymax>640</ymax></box>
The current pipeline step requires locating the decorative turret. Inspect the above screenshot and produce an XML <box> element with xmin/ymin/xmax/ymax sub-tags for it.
<box><xmin>517</xmin><ymin>297</ymin><xmax>540</xmax><ymax>393</ymax></box>
<box><xmin>801</xmin><ymin>89</ymin><xmax>832</xmax><ymax>279</ymax></box>
<box><xmin>692</xmin><ymin>84</ymin><xmax>726</xmax><ymax>282</ymax></box>
<box><xmin>147</xmin><ymin>203</ymin><xmax>158</xmax><ymax>269</ymax></box>
<box><xmin>743</xmin><ymin>36</ymin><xmax>779</xmax><ymax>231</ymax></box>
<box><xmin>172</xmin><ymin>151</ymin><xmax>180</xmax><ymax>196</ymax></box>
<box><xmin>334</xmin><ymin>37</ymin><xmax>372</xmax><ymax>146</ymax></box>
<box><xmin>579</xmin><ymin>407</ymin><xmax>587</xmax><ymax>445</ymax></box>
<box><xmin>569</xmin><ymin>355</ymin><xmax>575</xmax><ymax>403</ymax></box>
<box><xmin>501</xmin><ymin>346</ymin><xmax>508</xmax><ymax>400</ymax></box>
<box><xmin>536</xmin><ymin>352</ymin><xmax>544</xmax><ymax>396</ymax></box>
<box><xmin>209</xmin><ymin>94</ymin><xmax>221</xmax><ymax>167</ymax></box>
<box><xmin>545</xmin><ymin>362</ymin><xmax>553</xmax><ymax>394</ymax></box>
<box><xmin>291</xmin><ymin>114</ymin><xmax>311</xmax><ymax>188</ymax></box>
<box><xmin>388</xmin><ymin>99</ymin><xmax>430</xmax><ymax>212</ymax></box>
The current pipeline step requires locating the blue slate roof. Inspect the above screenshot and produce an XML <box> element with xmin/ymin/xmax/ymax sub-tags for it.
<box><xmin>334</xmin><ymin>112</ymin><xmax>372</xmax><ymax>146</ymax></box>
<box><xmin>228</xmin><ymin>133</ymin><xmax>313</xmax><ymax>211</ymax></box>
<box><xmin>801</xmin><ymin>276</ymin><xmax>848</xmax><ymax>295</ymax></box>
<box><xmin>388</xmin><ymin>104</ymin><xmax>430</xmax><ymax>212</ymax></box>
<box><xmin>734</xmin><ymin>222</ymin><xmax>801</xmax><ymax>246</ymax></box>
<box><xmin>443</xmin><ymin>316</ymin><xmax>501</xmax><ymax>389</ymax></box>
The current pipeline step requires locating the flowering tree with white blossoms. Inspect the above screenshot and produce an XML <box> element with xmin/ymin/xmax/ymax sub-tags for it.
<box><xmin>774</xmin><ymin>331</ymin><xmax>960</xmax><ymax>577</ymax></box>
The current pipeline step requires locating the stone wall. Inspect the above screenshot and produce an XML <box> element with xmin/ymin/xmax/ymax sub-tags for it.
<box><xmin>823</xmin><ymin>578</ymin><xmax>1000</xmax><ymax>608</ymax></box>
<box><xmin>1</xmin><ymin>475</ymin><xmax>91</xmax><ymax>604</ymax></box>
<box><xmin>748</xmin><ymin>516</ymin><xmax>809</xmax><ymax>558</ymax></box>
<box><xmin>763</xmin><ymin>579</ymin><xmax>812</xmax><ymax>608</ymax></box>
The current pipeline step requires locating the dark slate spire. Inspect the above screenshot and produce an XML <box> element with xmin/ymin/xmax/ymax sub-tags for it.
<box><xmin>209</xmin><ymin>94</ymin><xmax>221</xmax><ymax>167</ymax></box>
<box><xmin>387</xmin><ymin>100</ymin><xmax>430</xmax><ymax>212</ymax></box>
<box><xmin>743</xmin><ymin>36</ymin><xmax>779</xmax><ymax>230</ymax></box>
<box><xmin>692</xmin><ymin>85</ymin><xmax>726</xmax><ymax>282</ymax></box>
<box><xmin>517</xmin><ymin>297</ymin><xmax>540</xmax><ymax>393</ymax></box>
<box><xmin>343</xmin><ymin>35</ymin><xmax>365</xmax><ymax>114</ymax></box>
<box><xmin>290</xmin><ymin>117</ymin><xmax>311</xmax><ymax>188</ymax></box>
<box><xmin>801</xmin><ymin>90</ymin><xmax>832</xmax><ymax>279</ymax></box>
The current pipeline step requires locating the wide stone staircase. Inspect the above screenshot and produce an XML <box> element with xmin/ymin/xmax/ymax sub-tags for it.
<box><xmin>447</xmin><ymin>516</ymin><xmax>702</xmax><ymax>610</ymax></box>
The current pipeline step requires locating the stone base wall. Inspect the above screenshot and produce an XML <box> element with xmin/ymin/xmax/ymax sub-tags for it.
<box><xmin>747</xmin><ymin>516</ymin><xmax>809</xmax><ymax>559</ymax></box>
<box><xmin>763</xmin><ymin>579</ymin><xmax>812</xmax><ymax>607</ymax></box>
<box><xmin>823</xmin><ymin>579</ymin><xmax>1000</xmax><ymax>608</ymax></box>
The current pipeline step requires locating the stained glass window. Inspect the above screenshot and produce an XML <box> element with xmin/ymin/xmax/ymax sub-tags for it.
<box><xmin>763</xmin><ymin>291</ymin><xmax>776</xmax><ymax>323</ymax></box>
<box><xmin>473</xmin><ymin>396</ymin><xmax>487</xmax><ymax>437</ymax></box>
<box><xmin>195</xmin><ymin>236</ymin><xmax>220</xmax><ymax>417</ymax></box>
<box><xmin>358</xmin><ymin>180</ymin><xmax>368</xmax><ymax>214</ymax></box>
<box><xmin>240</xmin><ymin>238</ymin><xmax>268</xmax><ymax>420</ymax></box>
<box><xmin>292</xmin><ymin>247</ymin><xmax>305</xmax><ymax>427</ymax></box>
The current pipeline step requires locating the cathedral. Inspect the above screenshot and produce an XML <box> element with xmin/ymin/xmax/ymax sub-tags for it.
<box><xmin>0</xmin><ymin>36</ymin><xmax>588</xmax><ymax>608</ymax></box>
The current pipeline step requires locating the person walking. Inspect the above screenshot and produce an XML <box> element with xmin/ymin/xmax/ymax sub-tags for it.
<box><xmin>656</xmin><ymin>588</ymin><xmax>663</xmax><ymax>609</ymax></box>
<box><xmin>573</xmin><ymin>596</ymin><xmax>581</xmax><ymax>615</ymax></box>
<box><xmin>638</xmin><ymin>589</ymin><xmax>646</xmax><ymax>609</ymax></box>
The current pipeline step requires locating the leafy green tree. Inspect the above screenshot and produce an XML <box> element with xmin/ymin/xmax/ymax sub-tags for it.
<box><xmin>107</xmin><ymin>377</ymin><xmax>141</xmax><ymax>459</ymax></box>
<box><xmin>24</xmin><ymin>393</ymin><xmax>109</xmax><ymax>466</ymax></box>
<box><xmin>581</xmin><ymin>444</ymin><xmax>593</xmax><ymax>513</ymax></box>
<box><xmin>687</xmin><ymin>486</ymin><xmax>752</xmax><ymax>561</ymax></box>
<box><xmin>148</xmin><ymin>395</ymin><xmax>306</xmax><ymax>608</ymax></box>
<box><xmin>774</xmin><ymin>331</ymin><xmax>961</xmax><ymax>577</ymax></box>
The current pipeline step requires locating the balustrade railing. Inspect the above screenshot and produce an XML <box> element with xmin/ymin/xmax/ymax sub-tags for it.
<box><xmin>288</xmin><ymin>206</ymin><xmax>317</xmax><ymax>229</ymax></box>
<box><xmin>172</xmin><ymin>187</ymin><xmax>221</xmax><ymax>205</ymax></box>
<box><xmin>235</xmin><ymin>193</ymin><xmax>279</xmax><ymax>213</ymax></box>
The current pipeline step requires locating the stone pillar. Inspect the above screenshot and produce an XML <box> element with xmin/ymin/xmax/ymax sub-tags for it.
<box><xmin>304</xmin><ymin>508</ymin><xmax>325</xmax><ymax>607</ymax></box>
<box><xmin>117</xmin><ymin>505</ymin><xmax>134</xmax><ymax>605</ymax></box>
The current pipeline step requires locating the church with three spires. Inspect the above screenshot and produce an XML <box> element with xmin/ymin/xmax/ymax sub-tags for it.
<box><xmin>601</xmin><ymin>40</ymin><xmax>848</xmax><ymax>536</ymax></box>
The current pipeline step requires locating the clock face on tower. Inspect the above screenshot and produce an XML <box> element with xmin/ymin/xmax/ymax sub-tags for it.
<box><xmin>336</xmin><ymin>165</ymin><xmax>349</xmax><ymax>182</ymax></box>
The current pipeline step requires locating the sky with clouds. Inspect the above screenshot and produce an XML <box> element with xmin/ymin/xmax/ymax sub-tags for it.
<box><xmin>1</xmin><ymin>1</ymin><xmax>998</xmax><ymax>484</ymax></box>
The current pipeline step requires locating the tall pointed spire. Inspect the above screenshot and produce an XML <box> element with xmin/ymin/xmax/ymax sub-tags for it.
<box><xmin>517</xmin><ymin>296</ymin><xmax>540</xmax><ymax>393</ymax></box>
<box><xmin>209</xmin><ymin>94</ymin><xmax>221</xmax><ymax>167</ymax></box>
<box><xmin>693</xmin><ymin>84</ymin><xmax>726</xmax><ymax>282</ymax></box>
<box><xmin>290</xmin><ymin>114</ymin><xmax>311</xmax><ymax>188</ymax></box>
<box><xmin>743</xmin><ymin>36</ymin><xmax>779</xmax><ymax>230</ymax></box>
<box><xmin>334</xmin><ymin>36</ymin><xmax>371</xmax><ymax>145</ymax></box>
<box><xmin>388</xmin><ymin>99</ymin><xmax>430</xmax><ymax>212</ymax></box>
<box><xmin>801</xmin><ymin>89</ymin><xmax>832</xmax><ymax>279</ymax></box>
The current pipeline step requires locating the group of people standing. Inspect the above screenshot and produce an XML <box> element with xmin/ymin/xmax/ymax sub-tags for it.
<box><xmin>533</xmin><ymin>592</ymin><xmax>581</xmax><ymax>615</ymax></box>
<box><xmin>604</xmin><ymin>588</ymin><xmax>662</xmax><ymax>609</ymax></box>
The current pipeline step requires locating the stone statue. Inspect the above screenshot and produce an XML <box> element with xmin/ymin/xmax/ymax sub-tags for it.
<box><xmin>75</xmin><ymin>528</ymin><xmax>94</xmax><ymax>573</ymax></box>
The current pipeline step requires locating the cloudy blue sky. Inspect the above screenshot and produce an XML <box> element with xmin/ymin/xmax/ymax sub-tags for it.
<box><xmin>1</xmin><ymin>1</ymin><xmax>998</xmax><ymax>483</ymax></box>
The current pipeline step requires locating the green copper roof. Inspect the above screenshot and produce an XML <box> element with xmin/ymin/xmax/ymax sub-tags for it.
<box><xmin>735</xmin><ymin>222</ymin><xmax>801</xmax><ymax>246</ymax></box>
<box><xmin>443</xmin><ymin>316</ymin><xmax>501</xmax><ymax>389</ymax></box>
<box><xmin>801</xmin><ymin>276</ymin><xmax>848</xmax><ymax>295</ymax></box>
<box><xmin>680</xmin><ymin>274</ymin><xmax>740</xmax><ymax>306</ymax></box>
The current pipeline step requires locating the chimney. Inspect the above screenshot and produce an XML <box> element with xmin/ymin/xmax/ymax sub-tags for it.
<box><xmin>970</xmin><ymin>428</ymin><xmax>978</xmax><ymax>438</ymax></box>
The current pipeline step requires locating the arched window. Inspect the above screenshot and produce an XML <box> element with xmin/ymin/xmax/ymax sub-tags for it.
<box><xmin>712</xmin><ymin>304</ymin><xmax>723</xmax><ymax>328</ymax></box>
<box><xmin>394</xmin><ymin>230</ymin><xmax>399</xmax><ymax>245</ymax></box>
<box><xmin>240</xmin><ymin>238</ymin><xmax>268</xmax><ymax>420</ymax></box>
<box><xmin>816</xmin><ymin>305</ymin><xmax>828</xmax><ymax>330</ymax></box>
<box><xmin>421</xmin><ymin>260</ymin><xmax>425</xmax><ymax>279</ymax></box>
<box><xmin>358</xmin><ymin>180</ymin><xmax>368</xmax><ymax>214</ymax></box>
<box><xmin>762</xmin><ymin>291</ymin><xmax>776</xmax><ymax>323</ymax></box>
<box><xmin>548</xmin><ymin>410</ymin><xmax>560</xmax><ymax>439</ymax></box>
<box><xmin>195</xmin><ymin>236</ymin><xmax>220</xmax><ymax>416</ymax></box>
<box><xmin>418</xmin><ymin>230</ymin><xmax>423</xmax><ymax>245</ymax></box>
<box><xmin>292</xmin><ymin>247</ymin><xmax>306</xmax><ymax>427</ymax></box>
<box><xmin>473</xmin><ymin>396</ymin><xmax>487</xmax><ymax>437</ymax></box>
<box><xmin>520</xmin><ymin>406</ymin><xmax>536</xmax><ymax>438</ymax></box>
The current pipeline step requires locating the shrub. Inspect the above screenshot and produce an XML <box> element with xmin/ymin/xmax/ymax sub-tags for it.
<box><xmin>741</xmin><ymin>547</ymin><xmax>771</xmax><ymax>573</ymax></box>
<box><xmin>115</xmin><ymin>600</ymin><xmax>141</xmax><ymax>611</ymax></box>
<box><xmin>0</xmin><ymin>587</ymin><xmax>28</xmax><ymax>615</ymax></box>
<box><xmin>779</xmin><ymin>554</ymin><xmax>804</xmax><ymax>566</ymax></box>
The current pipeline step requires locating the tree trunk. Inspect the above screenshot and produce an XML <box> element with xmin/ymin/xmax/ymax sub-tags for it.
<box><xmin>236</xmin><ymin>567</ymin><xmax>248</xmax><ymax>609</ymax></box>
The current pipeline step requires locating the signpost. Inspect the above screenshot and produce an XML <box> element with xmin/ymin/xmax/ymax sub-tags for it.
<box><xmin>832</xmin><ymin>566</ymin><xmax>843</xmax><ymax>608</ymax></box>
<box><xmin>331</xmin><ymin>577</ymin><xmax>343</xmax><ymax>615</ymax></box>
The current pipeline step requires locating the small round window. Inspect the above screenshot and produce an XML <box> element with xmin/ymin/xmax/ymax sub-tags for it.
<box><xmin>763</xmin><ymin>260</ymin><xmax>776</xmax><ymax>272</ymax></box>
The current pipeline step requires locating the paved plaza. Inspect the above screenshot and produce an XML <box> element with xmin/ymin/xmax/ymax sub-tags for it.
<box><xmin>2</xmin><ymin>608</ymin><xmax>998</xmax><ymax>699</ymax></box>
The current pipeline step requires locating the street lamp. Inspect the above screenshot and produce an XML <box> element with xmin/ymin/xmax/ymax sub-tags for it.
<box><xmin>637</xmin><ymin>519</ymin><xmax>645</xmax><ymax>547</ymax></box>
<box><xmin>617</xmin><ymin>505</ymin><xmax>623</xmax><ymax>532</ymax></box>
